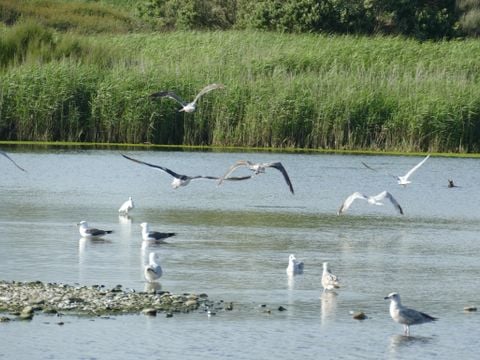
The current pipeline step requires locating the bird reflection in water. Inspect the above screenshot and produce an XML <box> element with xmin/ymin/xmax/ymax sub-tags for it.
<box><xmin>320</xmin><ymin>291</ymin><xmax>338</xmax><ymax>326</ymax></box>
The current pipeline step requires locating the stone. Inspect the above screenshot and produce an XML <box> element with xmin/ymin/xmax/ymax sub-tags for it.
<box><xmin>278</xmin><ymin>306</ymin><xmax>287</xmax><ymax>312</ymax></box>
<box><xmin>464</xmin><ymin>306</ymin><xmax>477</xmax><ymax>312</ymax></box>
<box><xmin>352</xmin><ymin>311</ymin><xmax>367</xmax><ymax>320</ymax></box>
<box><xmin>141</xmin><ymin>308</ymin><xmax>157</xmax><ymax>316</ymax></box>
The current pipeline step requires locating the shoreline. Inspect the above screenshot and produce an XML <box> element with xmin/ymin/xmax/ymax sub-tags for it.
<box><xmin>0</xmin><ymin>280</ymin><xmax>222</xmax><ymax>319</ymax></box>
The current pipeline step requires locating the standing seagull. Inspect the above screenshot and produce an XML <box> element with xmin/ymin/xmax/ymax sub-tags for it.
<box><xmin>0</xmin><ymin>150</ymin><xmax>26</xmax><ymax>172</ymax></box>
<box><xmin>218</xmin><ymin>160</ymin><xmax>294</xmax><ymax>194</ymax></box>
<box><xmin>384</xmin><ymin>292</ymin><xmax>437</xmax><ymax>336</ymax></box>
<box><xmin>140</xmin><ymin>222</ymin><xmax>175</xmax><ymax>242</ymax></box>
<box><xmin>144</xmin><ymin>252</ymin><xmax>163</xmax><ymax>282</ymax></box>
<box><xmin>122</xmin><ymin>154</ymin><xmax>252</xmax><ymax>189</ymax></box>
<box><xmin>77</xmin><ymin>221</ymin><xmax>113</xmax><ymax>238</ymax></box>
<box><xmin>150</xmin><ymin>83</ymin><xmax>225</xmax><ymax>113</ymax></box>
<box><xmin>286</xmin><ymin>254</ymin><xmax>304</xmax><ymax>275</ymax></box>
<box><xmin>118</xmin><ymin>196</ymin><xmax>134</xmax><ymax>214</ymax></box>
<box><xmin>337</xmin><ymin>191</ymin><xmax>403</xmax><ymax>215</ymax></box>
<box><xmin>362</xmin><ymin>154</ymin><xmax>430</xmax><ymax>186</ymax></box>
<box><xmin>322</xmin><ymin>262</ymin><xmax>340</xmax><ymax>291</ymax></box>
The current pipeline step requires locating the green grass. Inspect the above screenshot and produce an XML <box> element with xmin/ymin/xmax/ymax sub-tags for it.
<box><xmin>1</xmin><ymin>27</ymin><xmax>480</xmax><ymax>152</ymax></box>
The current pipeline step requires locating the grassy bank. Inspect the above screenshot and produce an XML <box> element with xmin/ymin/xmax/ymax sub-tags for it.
<box><xmin>1</xmin><ymin>25</ymin><xmax>480</xmax><ymax>152</ymax></box>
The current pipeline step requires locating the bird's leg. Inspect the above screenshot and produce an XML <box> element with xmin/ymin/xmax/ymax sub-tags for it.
<box><xmin>403</xmin><ymin>325</ymin><xmax>410</xmax><ymax>336</ymax></box>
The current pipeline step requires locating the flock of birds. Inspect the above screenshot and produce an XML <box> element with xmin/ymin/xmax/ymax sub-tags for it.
<box><xmin>1</xmin><ymin>84</ymin><xmax>443</xmax><ymax>335</ymax></box>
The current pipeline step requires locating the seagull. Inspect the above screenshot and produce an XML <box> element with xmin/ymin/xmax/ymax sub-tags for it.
<box><xmin>286</xmin><ymin>254</ymin><xmax>304</xmax><ymax>275</ymax></box>
<box><xmin>144</xmin><ymin>252</ymin><xmax>163</xmax><ymax>282</ymax></box>
<box><xmin>118</xmin><ymin>196</ymin><xmax>134</xmax><ymax>214</ymax></box>
<box><xmin>121</xmin><ymin>154</ymin><xmax>252</xmax><ymax>189</ymax></box>
<box><xmin>0</xmin><ymin>149</ymin><xmax>26</xmax><ymax>172</ymax></box>
<box><xmin>218</xmin><ymin>160</ymin><xmax>294</xmax><ymax>194</ymax></box>
<box><xmin>384</xmin><ymin>292</ymin><xmax>437</xmax><ymax>336</ymax></box>
<box><xmin>362</xmin><ymin>155</ymin><xmax>430</xmax><ymax>186</ymax></box>
<box><xmin>77</xmin><ymin>221</ymin><xmax>113</xmax><ymax>238</ymax></box>
<box><xmin>337</xmin><ymin>191</ymin><xmax>403</xmax><ymax>215</ymax></box>
<box><xmin>140</xmin><ymin>222</ymin><xmax>175</xmax><ymax>242</ymax></box>
<box><xmin>150</xmin><ymin>83</ymin><xmax>225</xmax><ymax>113</ymax></box>
<box><xmin>322</xmin><ymin>262</ymin><xmax>340</xmax><ymax>291</ymax></box>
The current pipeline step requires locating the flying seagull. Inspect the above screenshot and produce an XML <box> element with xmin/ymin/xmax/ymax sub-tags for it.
<box><xmin>362</xmin><ymin>155</ymin><xmax>430</xmax><ymax>186</ymax></box>
<box><xmin>384</xmin><ymin>292</ymin><xmax>437</xmax><ymax>336</ymax></box>
<box><xmin>217</xmin><ymin>160</ymin><xmax>294</xmax><ymax>194</ymax></box>
<box><xmin>144</xmin><ymin>252</ymin><xmax>163</xmax><ymax>282</ymax></box>
<box><xmin>121</xmin><ymin>154</ymin><xmax>252</xmax><ymax>189</ymax></box>
<box><xmin>321</xmin><ymin>262</ymin><xmax>340</xmax><ymax>292</ymax></box>
<box><xmin>0</xmin><ymin>149</ymin><xmax>26</xmax><ymax>172</ymax></box>
<box><xmin>77</xmin><ymin>221</ymin><xmax>113</xmax><ymax>238</ymax></box>
<box><xmin>286</xmin><ymin>254</ymin><xmax>304</xmax><ymax>275</ymax></box>
<box><xmin>150</xmin><ymin>83</ymin><xmax>225</xmax><ymax>113</ymax></box>
<box><xmin>337</xmin><ymin>191</ymin><xmax>403</xmax><ymax>215</ymax></box>
<box><xmin>118</xmin><ymin>196</ymin><xmax>134</xmax><ymax>214</ymax></box>
<box><xmin>140</xmin><ymin>222</ymin><xmax>175</xmax><ymax>242</ymax></box>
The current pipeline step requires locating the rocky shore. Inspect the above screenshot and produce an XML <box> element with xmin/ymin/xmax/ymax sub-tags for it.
<box><xmin>0</xmin><ymin>280</ymin><xmax>228</xmax><ymax>320</ymax></box>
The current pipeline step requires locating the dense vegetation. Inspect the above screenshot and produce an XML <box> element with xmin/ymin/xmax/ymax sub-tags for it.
<box><xmin>1</xmin><ymin>0</ymin><xmax>480</xmax><ymax>153</ymax></box>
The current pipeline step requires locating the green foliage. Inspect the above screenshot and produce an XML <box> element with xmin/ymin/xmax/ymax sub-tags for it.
<box><xmin>0</xmin><ymin>0</ymin><xmax>152</xmax><ymax>33</ymax></box>
<box><xmin>137</xmin><ymin>0</ymin><xmax>236</xmax><ymax>30</ymax></box>
<box><xmin>2</xmin><ymin>31</ymin><xmax>480</xmax><ymax>153</ymax></box>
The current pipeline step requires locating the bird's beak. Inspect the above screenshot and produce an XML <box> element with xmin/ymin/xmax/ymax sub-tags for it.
<box><xmin>384</xmin><ymin>296</ymin><xmax>390</xmax><ymax>300</ymax></box>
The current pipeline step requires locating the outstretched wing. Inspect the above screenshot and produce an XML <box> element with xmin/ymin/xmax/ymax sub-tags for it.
<box><xmin>121</xmin><ymin>154</ymin><xmax>184</xmax><ymax>180</ymax></box>
<box><xmin>0</xmin><ymin>150</ymin><xmax>26</xmax><ymax>172</ymax></box>
<box><xmin>217</xmin><ymin>160</ymin><xmax>253</xmax><ymax>186</ymax></box>
<box><xmin>337</xmin><ymin>192</ymin><xmax>367</xmax><ymax>215</ymax></box>
<box><xmin>370</xmin><ymin>191</ymin><xmax>404</xmax><ymax>214</ymax></box>
<box><xmin>192</xmin><ymin>83</ymin><xmax>225</xmax><ymax>104</ymax></box>
<box><xmin>402</xmin><ymin>154</ymin><xmax>430</xmax><ymax>181</ymax></box>
<box><xmin>362</xmin><ymin>160</ymin><xmax>397</xmax><ymax>179</ymax></box>
<box><xmin>265</xmin><ymin>162</ymin><xmax>294</xmax><ymax>194</ymax></box>
<box><xmin>149</xmin><ymin>91</ymin><xmax>187</xmax><ymax>107</ymax></box>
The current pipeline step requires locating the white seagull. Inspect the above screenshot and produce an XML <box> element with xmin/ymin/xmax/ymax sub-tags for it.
<box><xmin>118</xmin><ymin>196</ymin><xmax>134</xmax><ymax>214</ymax></box>
<box><xmin>144</xmin><ymin>252</ymin><xmax>163</xmax><ymax>282</ymax></box>
<box><xmin>384</xmin><ymin>292</ymin><xmax>437</xmax><ymax>336</ymax></box>
<box><xmin>140</xmin><ymin>222</ymin><xmax>175</xmax><ymax>242</ymax></box>
<box><xmin>322</xmin><ymin>262</ymin><xmax>340</xmax><ymax>291</ymax></box>
<box><xmin>286</xmin><ymin>254</ymin><xmax>304</xmax><ymax>275</ymax></box>
<box><xmin>337</xmin><ymin>191</ymin><xmax>403</xmax><ymax>215</ymax></box>
<box><xmin>362</xmin><ymin>155</ymin><xmax>430</xmax><ymax>186</ymax></box>
<box><xmin>218</xmin><ymin>160</ymin><xmax>294</xmax><ymax>194</ymax></box>
<box><xmin>122</xmin><ymin>154</ymin><xmax>252</xmax><ymax>189</ymax></box>
<box><xmin>150</xmin><ymin>83</ymin><xmax>225</xmax><ymax>113</ymax></box>
<box><xmin>0</xmin><ymin>149</ymin><xmax>26</xmax><ymax>172</ymax></box>
<box><xmin>77</xmin><ymin>221</ymin><xmax>113</xmax><ymax>238</ymax></box>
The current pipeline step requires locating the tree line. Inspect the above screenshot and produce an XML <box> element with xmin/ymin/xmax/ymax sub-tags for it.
<box><xmin>138</xmin><ymin>0</ymin><xmax>480</xmax><ymax>40</ymax></box>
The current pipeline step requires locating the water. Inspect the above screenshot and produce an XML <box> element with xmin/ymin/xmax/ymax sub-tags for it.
<box><xmin>1</xmin><ymin>148</ymin><xmax>479</xmax><ymax>359</ymax></box>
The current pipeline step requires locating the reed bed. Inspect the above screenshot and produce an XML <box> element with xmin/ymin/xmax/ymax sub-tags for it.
<box><xmin>1</xmin><ymin>30</ymin><xmax>480</xmax><ymax>152</ymax></box>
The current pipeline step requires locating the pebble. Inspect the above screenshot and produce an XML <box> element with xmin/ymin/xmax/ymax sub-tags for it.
<box><xmin>352</xmin><ymin>311</ymin><xmax>367</xmax><ymax>320</ymax></box>
<box><xmin>464</xmin><ymin>306</ymin><xmax>477</xmax><ymax>312</ymax></box>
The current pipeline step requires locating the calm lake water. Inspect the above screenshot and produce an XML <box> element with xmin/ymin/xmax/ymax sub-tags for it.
<box><xmin>1</xmin><ymin>148</ymin><xmax>479</xmax><ymax>359</ymax></box>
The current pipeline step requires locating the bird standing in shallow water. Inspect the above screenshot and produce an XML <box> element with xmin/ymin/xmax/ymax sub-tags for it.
<box><xmin>118</xmin><ymin>196</ymin><xmax>134</xmax><ymax>214</ymax></box>
<box><xmin>286</xmin><ymin>254</ymin><xmax>304</xmax><ymax>275</ymax></box>
<box><xmin>384</xmin><ymin>292</ymin><xmax>437</xmax><ymax>336</ymax></box>
<box><xmin>140</xmin><ymin>222</ymin><xmax>175</xmax><ymax>242</ymax></box>
<box><xmin>144</xmin><ymin>252</ymin><xmax>162</xmax><ymax>282</ymax></box>
<box><xmin>150</xmin><ymin>83</ymin><xmax>225</xmax><ymax>113</ymax></box>
<box><xmin>77</xmin><ymin>221</ymin><xmax>113</xmax><ymax>238</ymax></box>
<box><xmin>322</xmin><ymin>262</ymin><xmax>340</xmax><ymax>291</ymax></box>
